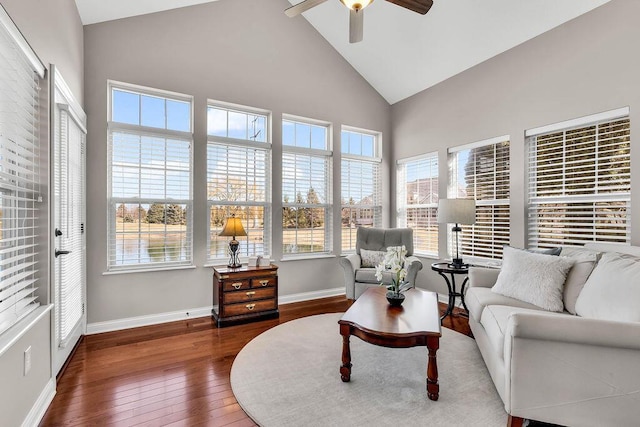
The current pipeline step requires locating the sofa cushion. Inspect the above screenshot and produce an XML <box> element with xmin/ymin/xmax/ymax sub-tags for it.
<box><xmin>560</xmin><ymin>247</ymin><xmax>601</xmax><ymax>314</ymax></box>
<box><xmin>466</xmin><ymin>287</ymin><xmax>544</xmax><ymax>322</ymax></box>
<box><xmin>575</xmin><ymin>252</ymin><xmax>640</xmax><ymax>322</ymax></box>
<box><xmin>360</xmin><ymin>249</ymin><xmax>386</xmax><ymax>268</ymax></box>
<box><xmin>492</xmin><ymin>246</ymin><xmax>574</xmax><ymax>312</ymax></box>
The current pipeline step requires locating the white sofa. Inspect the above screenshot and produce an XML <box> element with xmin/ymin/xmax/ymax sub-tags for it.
<box><xmin>466</xmin><ymin>243</ymin><xmax>640</xmax><ymax>427</ymax></box>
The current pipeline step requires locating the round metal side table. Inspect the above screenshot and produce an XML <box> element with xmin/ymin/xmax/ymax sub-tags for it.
<box><xmin>431</xmin><ymin>262</ymin><xmax>469</xmax><ymax>322</ymax></box>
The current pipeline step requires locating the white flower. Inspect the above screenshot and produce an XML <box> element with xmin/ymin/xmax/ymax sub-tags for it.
<box><xmin>374</xmin><ymin>263</ymin><xmax>385</xmax><ymax>281</ymax></box>
<box><xmin>375</xmin><ymin>245</ymin><xmax>409</xmax><ymax>294</ymax></box>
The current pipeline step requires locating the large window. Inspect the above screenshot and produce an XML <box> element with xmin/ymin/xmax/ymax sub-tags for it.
<box><xmin>397</xmin><ymin>153</ymin><xmax>439</xmax><ymax>256</ymax></box>
<box><xmin>527</xmin><ymin>108</ymin><xmax>631</xmax><ymax>247</ymax></box>
<box><xmin>282</xmin><ymin>116</ymin><xmax>332</xmax><ymax>256</ymax></box>
<box><xmin>107</xmin><ymin>82</ymin><xmax>193</xmax><ymax>271</ymax></box>
<box><xmin>207</xmin><ymin>102</ymin><xmax>271</xmax><ymax>262</ymax></box>
<box><xmin>449</xmin><ymin>136</ymin><xmax>510</xmax><ymax>260</ymax></box>
<box><xmin>0</xmin><ymin>7</ymin><xmax>45</xmax><ymax>335</ymax></box>
<box><xmin>341</xmin><ymin>128</ymin><xmax>382</xmax><ymax>252</ymax></box>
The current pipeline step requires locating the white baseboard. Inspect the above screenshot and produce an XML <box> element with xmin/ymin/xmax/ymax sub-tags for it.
<box><xmin>22</xmin><ymin>377</ymin><xmax>55</xmax><ymax>427</ymax></box>
<box><xmin>86</xmin><ymin>288</ymin><xmax>347</xmax><ymax>335</ymax></box>
<box><xmin>279</xmin><ymin>287</ymin><xmax>345</xmax><ymax>305</ymax></box>
<box><xmin>86</xmin><ymin>306</ymin><xmax>213</xmax><ymax>335</ymax></box>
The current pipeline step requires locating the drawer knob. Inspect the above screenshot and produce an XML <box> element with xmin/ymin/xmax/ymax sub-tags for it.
<box><xmin>259</xmin><ymin>280</ymin><xmax>269</xmax><ymax>287</ymax></box>
<box><xmin>232</xmin><ymin>282</ymin><xmax>243</xmax><ymax>290</ymax></box>
<box><xmin>246</xmin><ymin>291</ymin><xmax>256</xmax><ymax>297</ymax></box>
<box><xmin>246</xmin><ymin>303</ymin><xmax>256</xmax><ymax>310</ymax></box>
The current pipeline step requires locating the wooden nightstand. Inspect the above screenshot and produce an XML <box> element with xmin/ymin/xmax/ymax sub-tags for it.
<box><xmin>212</xmin><ymin>264</ymin><xmax>279</xmax><ymax>327</ymax></box>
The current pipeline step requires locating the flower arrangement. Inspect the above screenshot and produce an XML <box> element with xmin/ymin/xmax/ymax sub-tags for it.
<box><xmin>374</xmin><ymin>245</ymin><xmax>412</xmax><ymax>296</ymax></box>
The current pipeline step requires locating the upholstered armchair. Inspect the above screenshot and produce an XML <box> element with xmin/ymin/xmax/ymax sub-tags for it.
<box><xmin>339</xmin><ymin>227</ymin><xmax>423</xmax><ymax>300</ymax></box>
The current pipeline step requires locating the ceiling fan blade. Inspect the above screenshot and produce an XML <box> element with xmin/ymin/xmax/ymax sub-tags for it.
<box><xmin>285</xmin><ymin>0</ymin><xmax>329</xmax><ymax>17</ymax></box>
<box><xmin>385</xmin><ymin>0</ymin><xmax>433</xmax><ymax>15</ymax></box>
<box><xmin>349</xmin><ymin>8</ymin><xmax>364</xmax><ymax>43</ymax></box>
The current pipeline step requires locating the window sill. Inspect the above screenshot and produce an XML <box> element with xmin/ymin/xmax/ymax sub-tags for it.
<box><xmin>103</xmin><ymin>264</ymin><xmax>196</xmax><ymax>276</ymax></box>
<box><xmin>280</xmin><ymin>254</ymin><xmax>336</xmax><ymax>262</ymax></box>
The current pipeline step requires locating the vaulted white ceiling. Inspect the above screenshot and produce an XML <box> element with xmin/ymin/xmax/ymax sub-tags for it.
<box><xmin>75</xmin><ymin>0</ymin><xmax>611</xmax><ymax>104</ymax></box>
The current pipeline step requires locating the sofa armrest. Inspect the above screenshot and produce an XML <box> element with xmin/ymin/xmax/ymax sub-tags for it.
<box><xmin>405</xmin><ymin>255</ymin><xmax>423</xmax><ymax>288</ymax></box>
<box><xmin>339</xmin><ymin>254</ymin><xmax>361</xmax><ymax>300</ymax></box>
<box><xmin>468</xmin><ymin>266</ymin><xmax>500</xmax><ymax>288</ymax></box>
<box><xmin>506</xmin><ymin>311</ymin><xmax>640</xmax><ymax>351</ymax></box>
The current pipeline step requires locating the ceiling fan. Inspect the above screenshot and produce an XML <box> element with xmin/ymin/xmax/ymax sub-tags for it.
<box><xmin>285</xmin><ymin>0</ymin><xmax>434</xmax><ymax>44</ymax></box>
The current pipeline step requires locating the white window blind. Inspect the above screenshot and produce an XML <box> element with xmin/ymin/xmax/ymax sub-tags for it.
<box><xmin>527</xmin><ymin>113</ymin><xmax>631</xmax><ymax>247</ymax></box>
<box><xmin>449</xmin><ymin>137</ymin><xmax>510</xmax><ymax>260</ymax></box>
<box><xmin>341</xmin><ymin>128</ymin><xmax>382</xmax><ymax>252</ymax></box>
<box><xmin>282</xmin><ymin>117</ymin><xmax>332</xmax><ymax>256</ymax></box>
<box><xmin>397</xmin><ymin>153</ymin><xmax>439</xmax><ymax>256</ymax></box>
<box><xmin>108</xmin><ymin>82</ymin><xmax>193</xmax><ymax>271</ymax></box>
<box><xmin>0</xmin><ymin>5</ymin><xmax>46</xmax><ymax>335</ymax></box>
<box><xmin>207</xmin><ymin>103</ymin><xmax>271</xmax><ymax>262</ymax></box>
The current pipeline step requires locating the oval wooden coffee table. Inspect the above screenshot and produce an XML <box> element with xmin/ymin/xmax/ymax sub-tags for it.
<box><xmin>339</xmin><ymin>287</ymin><xmax>442</xmax><ymax>400</ymax></box>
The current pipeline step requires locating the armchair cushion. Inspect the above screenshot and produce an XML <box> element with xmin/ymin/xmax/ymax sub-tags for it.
<box><xmin>360</xmin><ymin>249</ymin><xmax>386</xmax><ymax>267</ymax></box>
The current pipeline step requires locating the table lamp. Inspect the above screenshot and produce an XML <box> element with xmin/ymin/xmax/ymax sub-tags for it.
<box><xmin>218</xmin><ymin>214</ymin><xmax>247</xmax><ymax>268</ymax></box>
<box><xmin>437</xmin><ymin>199</ymin><xmax>476</xmax><ymax>268</ymax></box>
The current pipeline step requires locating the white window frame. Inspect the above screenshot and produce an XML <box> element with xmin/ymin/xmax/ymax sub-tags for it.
<box><xmin>282</xmin><ymin>114</ymin><xmax>333</xmax><ymax>259</ymax></box>
<box><xmin>107</xmin><ymin>81</ymin><xmax>194</xmax><ymax>272</ymax></box>
<box><xmin>206</xmin><ymin>100</ymin><xmax>272</xmax><ymax>264</ymax></box>
<box><xmin>0</xmin><ymin>4</ymin><xmax>46</xmax><ymax>336</ymax></box>
<box><xmin>526</xmin><ymin>107</ymin><xmax>631</xmax><ymax>247</ymax></box>
<box><xmin>340</xmin><ymin>126</ymin><xmax>382</xmax><ymax>253</ymax></box>
<box><xmin>448</xmin><ymin>135</ymin><xmax>511</xmax><ymax>261</ymax></box>
<box><xmin>397</xmin><ymin>152</ymin><xmax>439</xmax><ymax>257</ymax></box>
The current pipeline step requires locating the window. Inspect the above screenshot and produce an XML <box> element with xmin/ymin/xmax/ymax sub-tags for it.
<box><xmin>282</xmin><ymin>116</ymin><xmax>332</xmax><ymax>256</ymax></box>
<box><xmin>397</xmin><ymin>153</ymin><xmax>439</xmax><ymax>256</ymax></box>
<box><xmin>107</xmin><ymin>82</ymin><xmax>193</xmax><ymax>271</ymax></box>
<box><xmin>449</xmin><ymin>136</ymin><xmax>510</xmax><ymax>260</ymax></box>
<box><xmin>527</xmin><ymin>108</ymin><xmax>631</xmax><ymax>247</ymax></box>
<box><xmin>0</xmin><ymin>7</ymin><xmax>46</xmax><ymax>335</ymax></box>
<box><xmin>207</xmin><ymin>102</ymin><xmax>271</xmax><ymax>262</ymax></box>
<box><xmin>341</xmin><ymin>128</ymin><xmax>382</xmax><ymax>252</ymax></box>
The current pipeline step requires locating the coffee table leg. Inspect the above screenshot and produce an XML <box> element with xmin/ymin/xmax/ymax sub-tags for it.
<box><xmin>426</xmin><ymin>336</ymin><xmax>439</xmax><ymax>400</ymax></box>
<box><xmin>340</xmin><ymin>327</ymin><xmax>352</xmax><ymax>382</ymax></box>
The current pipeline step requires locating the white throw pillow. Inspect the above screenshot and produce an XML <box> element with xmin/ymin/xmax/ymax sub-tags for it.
<box><xmin>360</xmin><ymin>249</ymin><xmax>386</xmax><ymax>268</ymax></box>
<box><xmin>492</xmin><ymin>246</ymin><xmax>574</xmax><ymax>312</ymax></box>
<box><xmin>575</xmin><ymin>252</ymin><xmax>640</xmax><ymax>322</ymax></box>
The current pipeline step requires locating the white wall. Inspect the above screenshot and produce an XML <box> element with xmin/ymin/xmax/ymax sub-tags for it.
<box><xmin>83</xmin><ymin>0</ymin><xmax>391</xmax><ymax>324</ymax></box>
<box><xmin>0</xmin><ymin>0</ymin><xmax>83</xmax><ymax>424</ymax></box>
<box><xmin>391</xmin><ymin>0</ymin><xmax>640</xmax><ymax>295</ymax></box>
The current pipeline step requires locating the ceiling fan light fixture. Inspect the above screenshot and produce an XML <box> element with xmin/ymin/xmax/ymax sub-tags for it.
<box><xmin>340</xmin><ymin>0</ymin><xmax>373</xmax><ymax>11</ymax></box>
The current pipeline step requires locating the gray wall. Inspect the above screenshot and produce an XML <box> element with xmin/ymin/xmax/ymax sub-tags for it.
<box><xmin>83</xmin><ymin>0</ymin><xmax>391</xmax><ymax>323</ymax></box>
<box><xmin>391</xmin><ymin>0</ymin><xmax>640</xmax><ymax>295</ymax></box>
<box><xmin>0</xmin><ymin>0</ymin><xmax>83</xmax><ymax>424</ymax></box>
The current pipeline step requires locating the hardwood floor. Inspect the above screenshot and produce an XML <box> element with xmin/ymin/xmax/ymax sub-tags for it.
<box><xmin>40</xmin><ymin>297</ymin><xmax>471</xmax><ymax>426</ymax></box>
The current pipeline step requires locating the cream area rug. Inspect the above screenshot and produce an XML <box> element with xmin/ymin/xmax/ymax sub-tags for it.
<box><xmin>231</xmin><ymin>313</ymin><xmax>507</xmax><ymax>426</ymax></box>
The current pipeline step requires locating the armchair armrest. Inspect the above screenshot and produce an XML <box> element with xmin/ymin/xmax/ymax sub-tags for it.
<box><xmin>405</xmin><ymin>255</ymin><xmax>423</xmax><ymax>288</ymax></box>
<box><xmin>339</xmin><ymin>254</ymin><xmax>361</xmax><ymax>300</ymax></box>
<box><xmin>468</xmin><ymin>266</ymin><xmax>500</xmax><ymax>288</ymax></box>
<box><xmin>507</xmin><ymin>311</ymin><xmax>640</xmax><ymax>351</ymax></box>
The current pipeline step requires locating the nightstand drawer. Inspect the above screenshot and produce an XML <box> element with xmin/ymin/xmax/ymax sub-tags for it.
<box><xmin>223</xmin><ymin>287</ymin><xmax>276</xmax><ymax>304</ymax></box>
<box><xmin>251</xmin><ymin>277</ymin><xmax>276</xmax><ymax>288</ymax></box>
<box><xmin>222</xmin><ymin>279</ymin><xmax>250</xmax><ymax>292</ymax></box>
<box><xmin>223</xmin><ymin>299</ymin><xmax>277</xmax><ymax>317</ymax></box>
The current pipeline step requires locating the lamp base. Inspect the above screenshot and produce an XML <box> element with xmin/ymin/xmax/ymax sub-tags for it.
<box><xmin>448</xmin><ymin>258</ymin><xmax>468</xmax><ymax>269</ymax></box>
<box><xmin>228</xmin><ymin>239</ymin><xmax>242</xmax><ymax>269</ymax></box>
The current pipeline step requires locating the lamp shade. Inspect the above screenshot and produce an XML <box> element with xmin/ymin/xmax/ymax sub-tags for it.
<box><xmin>437</xmin><ymin>199</ymin><xmax>476</xmax><ymax>225</ymax></box>
<box><xmin>218</xmin><ymin>215</ymin><xmax>247</xmax><ymax>237</ymax></box>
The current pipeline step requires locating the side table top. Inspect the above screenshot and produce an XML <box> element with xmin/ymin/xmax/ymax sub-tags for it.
<box><xmin>339</xmin><ymin>287</ymin><xmax>441</xmax><ymax>337</ymax></box>
<box><xmin>431</xmin><ymin>262</ymin><xmax>469</xmax><ymax>274</ymax></box>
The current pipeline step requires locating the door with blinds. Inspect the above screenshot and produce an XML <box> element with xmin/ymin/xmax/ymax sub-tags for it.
<box><xmin>52</xmin><ymin>67</ymin><xmax>87</xmax><ymax>374</ymax></box>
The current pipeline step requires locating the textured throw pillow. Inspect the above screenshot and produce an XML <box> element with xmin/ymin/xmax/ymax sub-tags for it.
<box><xmin>492</xmin><ymin>246</ymin><xmax>574</xmax><ymax>312</ymax></box>
<box><xmin>560</xmin><ymin>247</ymin><xmax>601</xmax><ymax>314</ymax></box>
<box><xmin>360</xmin><ymin>249</ymin><xmax>386</xmax><ymax>268</ymax></box>
<box><xmin>575</xmin><ymin>252</ymin><xmax>640</xmax><ymax>322</ymax></box>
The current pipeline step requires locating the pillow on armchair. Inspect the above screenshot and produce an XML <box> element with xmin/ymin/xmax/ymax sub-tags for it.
<box><xmin>360</xmin><ymin>249</ymin><xmax>386</xmax><ymax>268</ymax></box>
